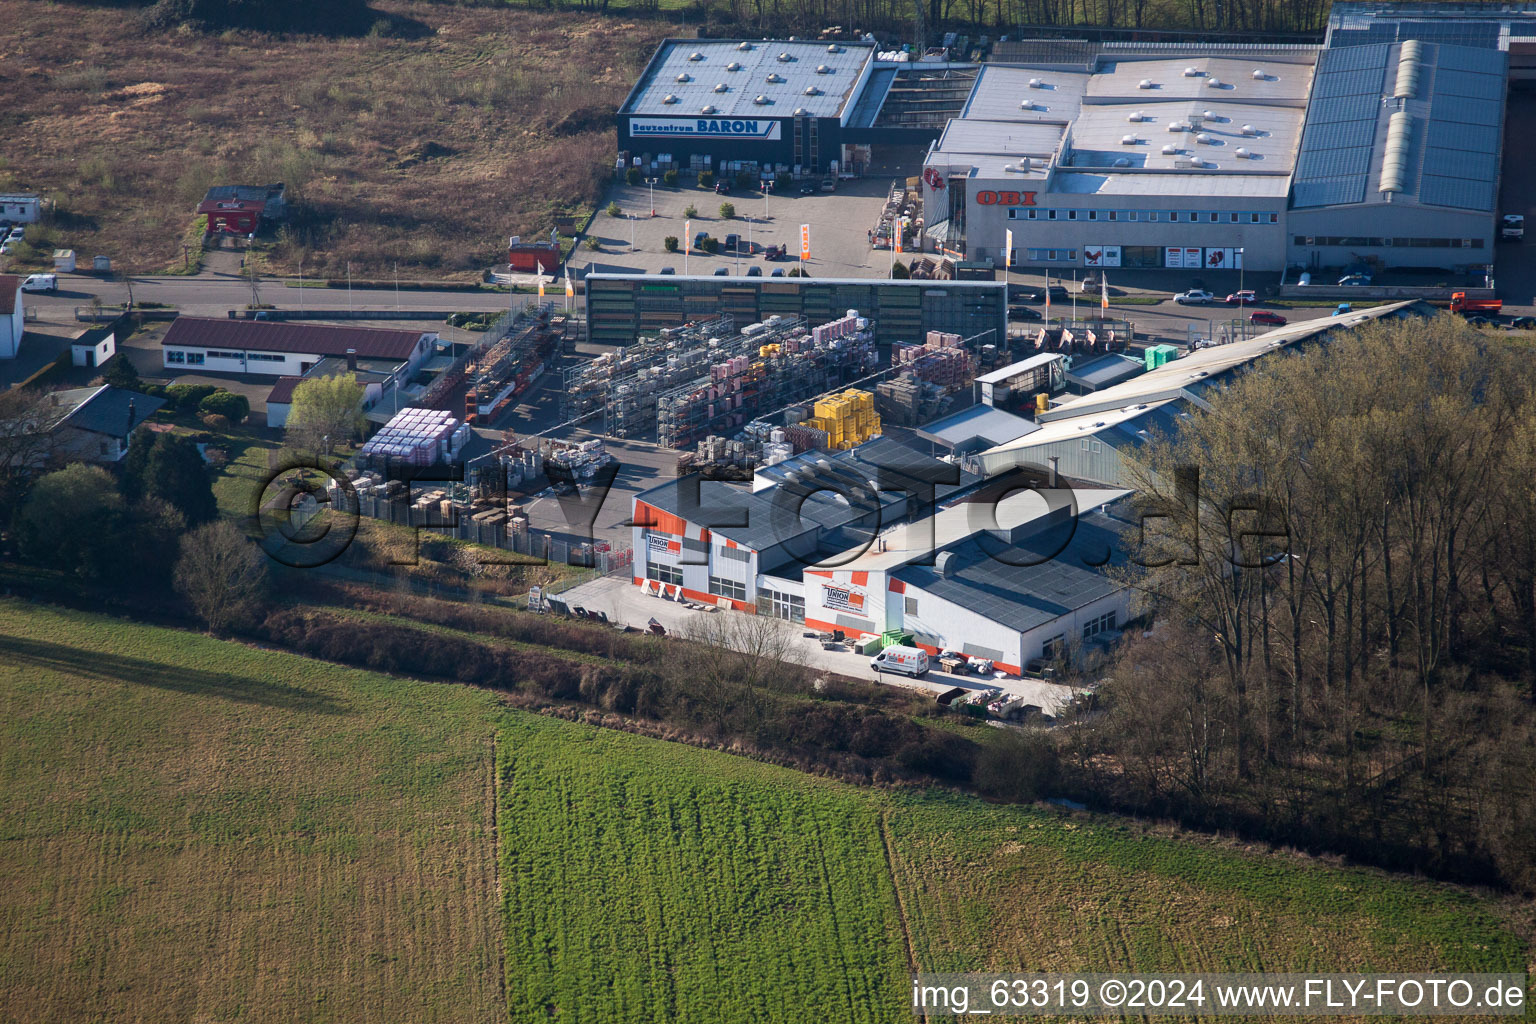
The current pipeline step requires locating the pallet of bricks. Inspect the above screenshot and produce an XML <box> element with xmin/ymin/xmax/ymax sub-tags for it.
<box><xmin>804</xmin><ymin>389</ymin><xmax>880</xmax><ymax>451</ymax></box>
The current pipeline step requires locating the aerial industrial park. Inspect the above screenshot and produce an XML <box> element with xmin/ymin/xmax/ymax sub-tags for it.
<box><xmin>1</xmin><ymin>0</ymin><xmax>1534</xmax><ymax>1021</ymax></box>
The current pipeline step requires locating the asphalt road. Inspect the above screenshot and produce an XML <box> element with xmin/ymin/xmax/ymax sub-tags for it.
<box><xmin>20</xmin><ymin>270</ymin><xmax>519</xmax><ymax>322</ymax></box>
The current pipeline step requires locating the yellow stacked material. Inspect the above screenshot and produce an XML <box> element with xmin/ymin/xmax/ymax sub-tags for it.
<box><xmin>807</xmin><ymin>389</ymin><xmax>881</xmax><ymax>448</ymax></box>
<box><xmin>759</xmin><ymin>343</ymin><xmax>782</xmax><ymax>358</ymax></box>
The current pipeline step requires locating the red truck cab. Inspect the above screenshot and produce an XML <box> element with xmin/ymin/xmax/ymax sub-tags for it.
<box><xmin>1450</xmin><ymin>292</ymin><xmax>1502</xmax><ymax>315</ymax></box>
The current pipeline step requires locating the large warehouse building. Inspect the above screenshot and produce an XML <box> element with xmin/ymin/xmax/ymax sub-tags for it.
<box><xmin>621</xmin><ymin>4</ymin><xmax>1531</xmax><ymax>274</ymax></box>
<box><xmin>616</xmin><ymin>39</ymin><xmax>879</xmax><ymax>178</ymax></box>
<box><xmin>584</xmin><ymin>273</ymin><xmax>1005</xmax><ymax>347</ymax></box>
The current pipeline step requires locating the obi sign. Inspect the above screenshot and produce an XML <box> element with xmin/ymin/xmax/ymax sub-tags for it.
<box><xmin>629</xmin><ymin>118</ymin><xmax>782</xmax><ymax>140</ymax></box>
<box><xmin>975</xmin><ymin>190</ymin><xmax>1038</xmax><ymax>206</ymax></box>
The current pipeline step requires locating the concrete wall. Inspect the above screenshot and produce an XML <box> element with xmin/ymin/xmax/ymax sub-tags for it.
<box><xmin>1287</xmin><ymin>203</ymin><xmax>1494</xmax><ymax>270</ymax></box>
<box><xmin>0</xmin><ymin>302</ymin><xmax>21</xmax><ymax>359</ymax></box>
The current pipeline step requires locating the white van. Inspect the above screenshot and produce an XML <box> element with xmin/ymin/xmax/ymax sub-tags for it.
<box><xmin>870</xmin><ymin>645</ymin><xmax>930</xmax><ymax>678</ymax></box>
<box><xmin>20</xmin><ymin>273</ymin><xmax>57</xmax><ymax>293</ymax></box>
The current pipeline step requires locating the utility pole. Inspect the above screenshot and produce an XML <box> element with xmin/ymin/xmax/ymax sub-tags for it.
<box><xmin>347</xmin><ymin>262</ymin><xmax>353</xmax><ymax>313</ymax></box>
<box><xmin>646</xmin><ymin>177</ymin><xmax>659</xmax><ymax>217</ymax></box>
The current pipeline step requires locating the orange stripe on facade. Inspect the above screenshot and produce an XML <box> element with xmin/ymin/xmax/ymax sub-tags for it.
<box><xmin>851</xmin><ymin>571</ymin><xmax>869</xmax><ymax>587</ymax></box>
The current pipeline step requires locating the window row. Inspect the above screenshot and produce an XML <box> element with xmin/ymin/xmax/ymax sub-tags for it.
<box><xmin>709</xmin><ymin>576</ymin><xmax>747</xmax><ymax>602</ymax></box>
<box><xmin>1010</xmin><ymin>208</ymin><xmax>1278</xmax><ymax>225</ymax></box>
<box><xmin>716</xmin><ymin>544</ymin><xmax>751</xmax><ymax>563</ymax></box>
<box><xmin>1293</xmin><ymin>235</ymin><xmax>1483</xmax><ymax>249</ymax></box>
<box><xmin>1027</xmin><ymin>248</ymin><xmax>1078</xmax><ymax>263</ymax></box>
<box><xmin>1082</xmin><ymin>610</ymin><xmax>1118</xmax><ymax>640</ymax></box>
<box><xmin>646</xmin><ymin>563</ymin><xmax>682</xmax><ymax>586</ymax></box>
<box><xmin>165</xmin><ymin>350</ymin><xmax>205</xmax><ymax>365</ymax></box>
<box><xmin>762</xmin><ymin>589</ymin><xmax>805</xmax><ymax>623</ymax></box>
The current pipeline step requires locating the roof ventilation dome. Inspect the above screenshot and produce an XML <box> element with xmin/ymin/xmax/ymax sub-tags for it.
<box><xmin>1251</xmin><ymin>68</ymin><xmax>1266</xmax><ymax>80</ymax></box>
<box><xmin>663</xmin><ymin>94</ymin><xmax>678</xmax><ymax>104</ymax></box>
<box><xmin>1121</xmin><ymin>134</ymin><xmax>1138</xmax><ymax>145</ymax></box>
<box><xmin>701</xmin><ymin>104</ymin><xmax>717</xmax><ymax>113</ymax></box>
<box><xmin>1184</xmin><ymin>66</ymin><xmax>1199</xmax><ymax>77</ymax></box>
<box><xmin>1206</xmin><ymin>77</ymin><xmax>1223</xmax><ymax>88</ymax></box>
<box><xmin>688</xmin><ymin>51</ymin><xmax>705</xmax><ymax>61</ymax></box>
<box><xmin>1235</xmin><ymin>147</ymin><xmax>1250</xmax><ymax>158</ymax></box>
<box><xmin>1138</xmin><ymin>78</ymin><xmax>1154</xmax><ymax>89</ymax></box>
<box><xmin>753</xmin><ymin>94</ymin><xmax>771</xmax><ymax>104</ymax></box>
<box><xmin>816</xmin><ymin>64</ymin><xmax>832</xmax><ymax>73</ymax></box>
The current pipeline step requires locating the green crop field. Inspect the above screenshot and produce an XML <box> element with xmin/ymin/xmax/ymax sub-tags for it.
<box><xmin>0</xmin><ymin>599</ymin><xmax>1527</xmax><ymax>1023</ymax></box>
<box><xmin>499</xmin><ymin>716</ymin><xmax>1530</xmax><ymax>1024</ymax></box>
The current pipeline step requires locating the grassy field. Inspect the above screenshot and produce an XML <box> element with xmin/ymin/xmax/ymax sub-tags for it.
<box><xmin>0</xmin><ymin>1</ymin><xmax>668</xmax><ymax>278</ymax></box>
<box><xmin>499</xmin><ymin>715</ymin><xmax>1530</xmax><ymax>1024</ymax></box>
<box><xmin>1</xmin><ymin>599</ymin><xmax>1528</xmax><ymax>1023</ymax></box>
<box><xmin>0</xmin><ymin>598</ymin><xmax>506</xmax><ymax>1024</ymax></box>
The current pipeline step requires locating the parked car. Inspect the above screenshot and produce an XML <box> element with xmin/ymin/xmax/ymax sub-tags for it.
<box><xmin>19</xmin><ymin>273</ymin><xmax>57</xmax><ymax>292</ymax></box>
<box><xmin>1467</xmin><ymin>315</ymin><xmax>1494</xmax><ymax>327</ymax></box>
<box><xmin>712</xmin><ymin>267</ymin><xmax>729</xmax><ymax>276</ymax></box>
<box><xmin>1078</xmin><ymin>276</ymin><xmax>1101</xmax><ymax>293</ymax></box>
<box><xmin>692</xmin><ymin>231</ymin><xmax>709</xmax><ymax>251</ymax></box>
<box><xmin>714</xmin><ymin>181</ymin><xmax>732</xmax><ymax>194</ymax></box>
<box><xmin>0</xmin><ymin>242</ymin><xmax>12</xmax><ymax>256</ymax></box>
<box><xmin>770</xmin><ymin>268</ymin><xmax>785</xmax><ymax>277</ymax></box>
<box><xmin>1016</xmin><ymin>285</ymin><xmax>1070</xmax><ymax>303</ymax></box>
<box><xmin>1509</xmin><ymin>315</ymin><xmax>1536</xmax><ymax>330</ymax></box>
<box><xmin>1175</xmin><ymin>289</ymin><xmax>1215</xmax><ymax>304</ymax></box>
<box><xmin>819</xmin><ymin>177</ymin><xmax>837</xmax><ymax>192</ymax></box>
<box><xmin>724</xmin><ymin>233</ymin><xmax>740</xmax><ymax>253</ymax></box>
<box><xmin>798</xmin><ymin>182</ymin><xmax>817</xmax><ymax>195</ymax></box>
<box><xmin>1249</xmin><ymin>310</ymin><xmax>1287</xmax><ymax>326</ymax></box>
<box><xmin>763</xmin><ymin>244</ymin><xmax>787</xmax><ymax>261</ymax></box>
<box><xmin>659</xmin><ymin>266</ymin><xmax>676</xmax><ymax>275</ymax></box>
<box><xmin>1337</xmin><ymin>273</ymin><xmax>1372</xmax><ymax>286</ymax></box>
<box><xmin>5</xmin><ymin>227</ymin><xmax>23</xmax><ymax>243</ymax></box>
<box><xmin>746</xmin><ymin>266</ymin><xmax>762</xmax><ymax>277</ymax></box>
<box><xmin>1007</xmin><ymin>305</ymin><xmax>1044</xmax><ymax>322</ymax></box>
<box><xmin>1226</xmin><ymin>289</ymin><xmax>1257</xmax><ymax>305</ymax></box>
<box><xmin>1333</xmin><ymin>302</ymin><xmax>1352</xmax><ymax>316</ymax></box>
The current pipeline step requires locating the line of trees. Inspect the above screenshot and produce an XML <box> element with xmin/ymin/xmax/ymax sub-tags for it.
<box><xmin>1072</xmin><ymin>314</ymin><xmax>1536</xmax><ymax>891</ymax></box>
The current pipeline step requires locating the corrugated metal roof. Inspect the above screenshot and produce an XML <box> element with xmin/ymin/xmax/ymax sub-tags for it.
<box><xmin>0</xmin><ymin>274</ymin><xmax>17</xmax><ymax>316</ymax></box>
<box><xmin>161</xmin><ymin>317</ymin><xmax>428</xmax><ymax>360</ymax></box>
<box><xmin>266</xmin><ymin>376</ymin><xmax>303</xmax><ymax>406</ymax></box>
<box><xmin>961</xmin><ymin>65</ymin><xmax>1090</xmax><ymax>122</ymax></box>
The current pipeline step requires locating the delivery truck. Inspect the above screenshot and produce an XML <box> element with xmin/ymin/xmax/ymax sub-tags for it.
<box><xmin>871</xmin><ymin>645</ymin><xmax>930</xmax><ymax>678</ymax></box>
<box><xmin>1449</xmin><ymin>292</ymin><xmax>1502</xmax><ymax>316</ymax></box>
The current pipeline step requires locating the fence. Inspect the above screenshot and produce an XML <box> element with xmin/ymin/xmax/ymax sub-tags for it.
<box><xmin>352</xmin><ymin>489</ymin><xmax>633</xmax><ymax>574</ymax></box>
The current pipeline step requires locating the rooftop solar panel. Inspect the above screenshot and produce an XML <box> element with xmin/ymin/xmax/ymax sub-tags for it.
<box><xmin>1423</xmin><ymin>146</ymin><xmax>1496</xmax><ymax>181</ymax></box>
<box><xmin>1309</xmin><ymin>92</ymin><xmax>1382</xmax><ymax>123</ymax></box>
<box><xmin>1300</xmin><ymin>119</ymin><xmax>1377</xmax><ymax>151</ymax></box>
<box><xmin>1295</xmin><ymin>144</ymin><xmax>1372</xmax><ymax>180</ymax></box>
<box><xmin>1433</xmin><ymin>67</ymin><xmax>1506</xmax><ymax>101</ymax></box>
<box><xmin>1435</xmin><ymin>44</ymin><xmax>1507</xmax><ymax>75</ymax></box>
<box><xmin>1423</xmin><ymin>120</ymin><xmax>1499</xmax><ymax>156</ymax></box>
<box><xmin>1431</xmin><ymin>92</ymin><xmax>1503</xmax><ymax>126</ymax></box>
<box><xmin>1418</xmin><ymin>174</ymin><xmax>1494</xmax><ymax>211</ymax></box>
<box><xmin>1313</xmin><ymin>65</ymin><xmax>1388</xmax><ymax>98</ymax></box>
<box><xmin>1322</xmin><ymin>39</ymin><xmax>1393</xmax><ymax>64</ymax></box>
<box><xmin>1293</xmin><ymin>176</ymin><xmax>1368</xmax><ymax>208</ymax></box>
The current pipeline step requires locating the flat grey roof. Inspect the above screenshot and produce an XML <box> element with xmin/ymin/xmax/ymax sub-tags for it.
<box><xmin>891</xmin><ymin>507</ymin><xmax>1130</xmax><ymax>633</ymax></box>
<box><xmin>915</xmin><ymin>404</ymin><xmax>1040</xmax><ymax>448</ymax></box>
<box><xmin>622</xmin><ymin>39</ymin><xmax>875</xmax><ymax>120</ymax></box>
<box><xmin>1066</xmin><ymin>352</ymin><xmax>1146</xmax><ymax>390</ymax></box>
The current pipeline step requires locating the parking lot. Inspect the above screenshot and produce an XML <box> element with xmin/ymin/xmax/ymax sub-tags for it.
<box><xmin>566</xmin><ymin>173</ymin><xmax>901</xmax><ymax>280</ymax></box>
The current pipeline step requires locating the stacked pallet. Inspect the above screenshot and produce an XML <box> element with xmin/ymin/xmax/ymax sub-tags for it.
<box><xmin>805</xmin><ymin>388</ymin><xmax>881</xmax><ymax>450</ymax></box>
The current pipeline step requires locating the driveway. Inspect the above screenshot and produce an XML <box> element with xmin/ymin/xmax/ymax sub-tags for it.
<box><xmin>555</xmin><ymin>573</ymin><xmax>1082</xmax><ymax>715</ymax></box>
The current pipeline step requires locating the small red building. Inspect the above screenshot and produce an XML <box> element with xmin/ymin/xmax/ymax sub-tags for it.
<box><xmin>508</xmin><ymin>230</ymin><xmax>562</xmax><ymax>274</ymax></box>
<box><xmin>198</xmin><ymin>184</ymin><xmax>287</xmax><ymax>236</ymax></box>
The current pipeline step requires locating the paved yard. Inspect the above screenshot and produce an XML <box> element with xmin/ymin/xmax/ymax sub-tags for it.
<box><xmin>555</xmin><ymin>573</ymin><xmax>1081</xmax><ymax>715</ymax></box>
<box><xmin>567</xmin><ymin>174</ymin><xmax>902</xmax><ymax>280</ymax></box>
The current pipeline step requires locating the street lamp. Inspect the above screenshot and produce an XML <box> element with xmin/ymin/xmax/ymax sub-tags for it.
<box><xmin>1236</xmin><ymin>247</ymin><xmax>1246</xmax><ymax>330</ymax></box>
<box><xmin>630</xmin><ymin>214</ymin><xmax>636</xmax><ymax>252</ymax></box>
<box><xmin>645</xmin><ymin>177</ymin><xmax>659</xmax><ymax>218</ymax></box>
